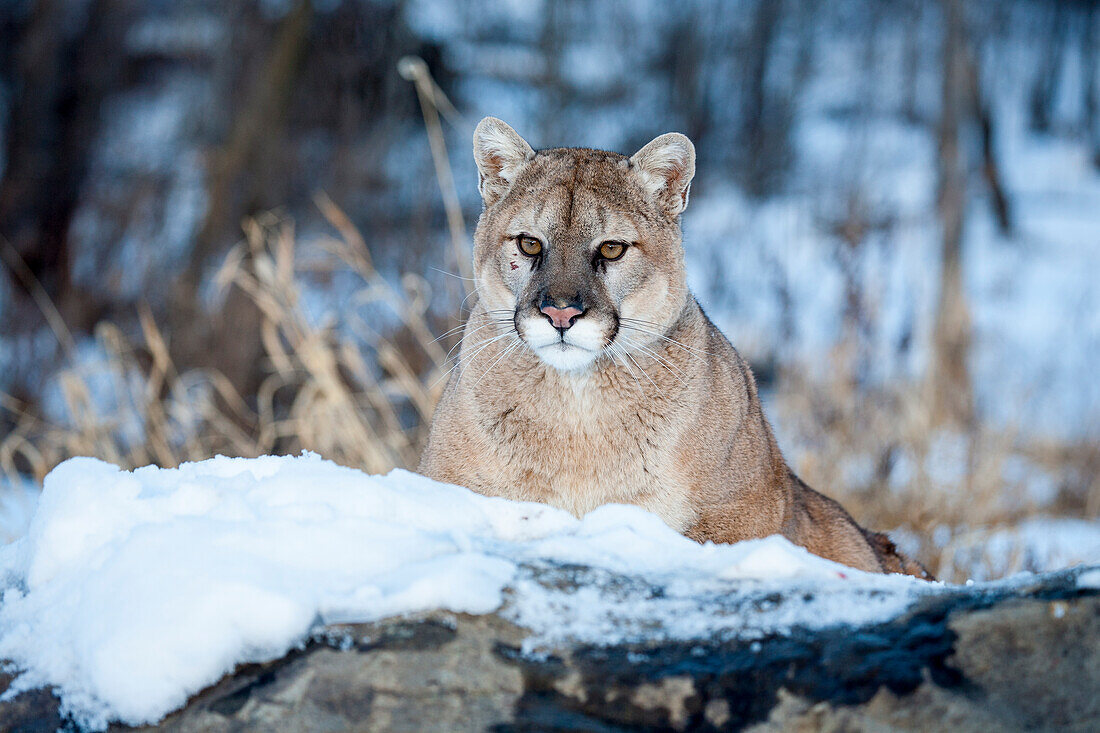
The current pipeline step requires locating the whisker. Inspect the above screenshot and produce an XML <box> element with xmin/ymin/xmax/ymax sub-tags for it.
<box><xmin>623</xmin><ymin>349</ymin><xmax>661</xmax><ymax>393</ymax></box>
<box><xmin>619</xmin><ymin>316</ymin><xmax>667</xmax><ymax>328</ymax></box>
<box><xmin>461</xmin><ymin>335</ymin><xmax>519</xmax><ymax>386</ymax></box>
<box><xmin>608</xmin><ymin>342</ymin><xmax>646</xmax><ymax>395</ymax></box>
<box><xmin>473</xmin><ymin>337</ymin><xmax>523</xmax><ymax>388</ymax></box>
<box><xmin>441</xmin><ymin>322</ymin><xmax>506</xmax><ymax>361</ymax></box>
<box><xmin>619</xmin><ymin>326</ymin><xmax>710</xmax><ymax>364</ymax></box>
<box><xmin>613</xmin><ymin>338</ymin><xmax>661</xmax><ymax>393</ymax></box>
<box><xmin>432</xmin><ymin>330</ymin><xmax>515</xmax><ymax>389</ymax></box>
<box><xmin>434</xmin><ymin>312</ymin><xmax>513</xmax><ymax>347</ymax></box>
<box><xmin>454</xmin><ymin>331</ymin><xmax>518</xmax><ymax>386</ymax></box>
<box><xmin>430</xmin><ymin>322</ymin><xmax>472</xmax><ymax>345</ymax></box>
<box><xmin>619</xmin><ymin>321</ymin><xmax>715</xmax><ymax>358</ymax></box>
<box><xmin>635</xmin><ymin>344</ymin><xmax>689</xmax><ymax>385</ymax></box>
<box><xmin>458</xmin><ymin>287</ymin><xmax>480</xmax><ymax>313</ymax></box>
<box><xmin>430</xmin><ymin>266</ymin><xmax>477</xmax><ymax>282</ymax></box>
<box><xmin>617</xmin><ymin>334</ymin><xmax>688</xmax><ymax>387</ymax></box>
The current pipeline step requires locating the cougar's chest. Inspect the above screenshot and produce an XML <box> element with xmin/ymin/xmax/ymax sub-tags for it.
<box><xmin>477</xmin><ymin>378</ymin><xmax>689</xmax><ymax>527</ymax></box>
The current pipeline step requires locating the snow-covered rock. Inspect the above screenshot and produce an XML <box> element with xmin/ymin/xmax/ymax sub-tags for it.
<box><xmin>0</xmin><ymin>453</ymin><xmax>941</xmax><ymax>729</ymax></box>
<box><xmin>0</xmin><ymin>454</ymin><xmax>1095</xmax><ymax>731</ymax></box>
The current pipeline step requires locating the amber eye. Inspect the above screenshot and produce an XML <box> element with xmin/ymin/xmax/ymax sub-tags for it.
<box><xmin>517</xmin><ymin>235</ymin><xmax>542</xmax><ymax>257</ymax></box>
<box><xmin>598</xmin><ymin>241</ymin><xmax>627</xmax><ymax>260</ymax></box>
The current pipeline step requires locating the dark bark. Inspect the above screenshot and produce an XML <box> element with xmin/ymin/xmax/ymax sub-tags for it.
<box><xmin>738</xmin><ymin>0</ymin><xmax>790</xmax><ymax>197</ymax></box>
<box><xmin>168</xmin><ymin>0</ymin><xmax>314</xmax><ymax>398</ymax></box>
<box><xmin>901</xmin><ymin>0</ymin><xmax>925</xmax><ymax>123</ymax></box>
<box><xmin>0</xmin><ymin>0</ymin><xmax>129</xmax><ymax>332</ymax></box>
<box><xmin>1084</xmin><ymin>3</ymin><xmax>1100</xmax><ymax>168</ymax></box>
<box><xmin>931</xmin><ymin>0</ymin><xmax>975</xmax><ymax>430</ymax></box>
<box><xmin>187</xmin><ymin>0</ymin><xmax>314</xmax><ymax>287</ymax></box>
<box><xmin>967</xmin><ymin>55</ymin><xmax>1013</xmax><ymax>235</ymax></box>
<box><xmin>1028</xmin><ymin>2</ymin><xmax>1068</xmax><ymax>134</ymax></box>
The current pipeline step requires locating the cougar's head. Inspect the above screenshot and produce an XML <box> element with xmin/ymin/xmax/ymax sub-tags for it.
<box><xmin>471</xmin><ymin>117</ymin><xmax>695</xmax><ymax>372</ymax></box>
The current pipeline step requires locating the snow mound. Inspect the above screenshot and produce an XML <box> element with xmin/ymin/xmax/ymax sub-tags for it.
<box><xmin>0</xmin><ymin>454</ymin><xmax>935</xmax><ymax>729</ymax></box>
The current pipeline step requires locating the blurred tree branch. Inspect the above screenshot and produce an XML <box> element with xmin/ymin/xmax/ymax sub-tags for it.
<box><xmin>171</xmin><ymin>0</ymin><xmax>314</xmax><ymax>397</ymax></box>
<box><xmin>930</xmin><ymin>0</ymin><xmax>975</xmax><ymax>432</ymax></box>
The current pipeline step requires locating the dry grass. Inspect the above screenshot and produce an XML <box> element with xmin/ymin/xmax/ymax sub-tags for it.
<box><xmin>774</xmin><ymin>344</ymin><xmax>1100</xmax><ymax>581</ymax></box>
<box><xmin>0</xmin><ymin>199</ymin><xmax>458</xmax><ymax>485</ymax></box>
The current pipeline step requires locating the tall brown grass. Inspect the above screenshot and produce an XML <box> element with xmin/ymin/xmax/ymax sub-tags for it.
<box><xmin>775</xmin><ymin>343</ymin><xmax>1100</xmax><ymax>581</ymax></box>
<box><xmin>0</xmin><ymin>199</ymin><xmax>457</xmax><ymax>485</ymax></box>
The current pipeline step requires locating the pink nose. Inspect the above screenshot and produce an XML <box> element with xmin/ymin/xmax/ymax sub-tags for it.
<box><xmin>540</xmin><ymin>304</ymin><xmax>584</xmax><ymax>330</ymax></box>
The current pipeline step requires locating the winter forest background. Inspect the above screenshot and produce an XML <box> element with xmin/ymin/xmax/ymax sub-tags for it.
<box><xmin>0</xmin><ymin>0</ymin><xmax>1098</xmax><ymax>581</ymax></box>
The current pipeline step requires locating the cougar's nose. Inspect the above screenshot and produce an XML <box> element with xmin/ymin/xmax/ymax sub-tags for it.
<box><xmin>539</xmin><ymin>297</ymin><xmax>585</xmax><ymax>331</ymax></box>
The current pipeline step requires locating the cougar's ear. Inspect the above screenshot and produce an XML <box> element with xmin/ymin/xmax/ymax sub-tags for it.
<box><xmin>473</xmin><ymin>117</ymin><xmax>535</xmax><ymax>207</ymax></box>
<box><xmin>629</xmin><ymin>132</ymin><xmax>696</xmax><ymax>217</ymax></box>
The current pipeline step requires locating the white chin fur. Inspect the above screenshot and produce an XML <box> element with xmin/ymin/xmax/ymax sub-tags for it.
<box><xmin>523</xmin><ymin>318</ymin><xmax>605</xmax><ymax>372</ymax></box>
<box><xmin>534</xmin><ymin>342</ymin><xmax>599</xmax><ymax>371</ymax></box>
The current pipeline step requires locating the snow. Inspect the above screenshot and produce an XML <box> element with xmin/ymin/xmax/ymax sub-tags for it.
<box><xmin>0</xmin><ymin>453</ymin><xmax>937</xmax><ymax>729</ymax></box>
<box><xmin>0</xmin><ymin>478</ymin><xmax>37</xmax><ymax>545</ymax></box>
<box><xmin>1079</xmin><ymin>568</ymin><xmax>1100</xmax><ymax>590</ymax></box>
<box><xmin>936</xmin><ymin>517</ymin><xmax>1100</xmax><ymax>582</ymax></box>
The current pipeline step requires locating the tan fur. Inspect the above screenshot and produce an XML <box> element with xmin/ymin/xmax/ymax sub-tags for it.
<box><xmin>419</xmin><ymin>118</ymin><xmax>930</xmax><ymax>579</ymax></box>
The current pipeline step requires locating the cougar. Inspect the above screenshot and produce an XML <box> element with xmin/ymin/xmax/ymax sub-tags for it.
<box><xmin>419</xmin><ymin>117</ymin><xmax>929</xmax><ymax>579</ymax></box>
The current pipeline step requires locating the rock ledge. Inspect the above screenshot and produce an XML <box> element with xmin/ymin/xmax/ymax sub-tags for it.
<box><xmin>2</xmin><ymin>567</ymin><xmax>1097</xmax><ymax>732</ymax></box>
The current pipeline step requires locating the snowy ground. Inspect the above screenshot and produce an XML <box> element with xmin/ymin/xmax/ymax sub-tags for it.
<box><xmin>0</xmin><ymin>453</ymin><xmax>944</xmax><ymax>730</ymax></box>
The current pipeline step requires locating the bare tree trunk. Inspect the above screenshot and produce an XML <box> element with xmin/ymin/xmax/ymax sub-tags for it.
<box><xmin>0</xmin><ymin>0</ymin><xmax>129</xmax><ymax>333</ymax></box>
<box><xmin>930</xmin><ymin>0</ymin><xmax>974</xmax><ymax>430</ymax></box>
<box><xmin>666</xmin><ymin>15</ymin><xmax>709</xmax><ymax>143</ymax></box>
<box><xmin>169</xmin><ymin>0</ymin><xmax>313</xmax><ymax>398</ymax></box>
<box><xmin>901</xmin><ymin>0</ymin><xmax>924</xmax><ymax>124</ymax></box>
<box><xmin>837</xmin><ymin>194</ymin><xmax>872</xmax><ymax>388</ymax></box>
<box><xmin>537</xmin><ymin>0</ymin><xmax>567</xmax><ymax>144</ymax></box>
<box><xmin>1084</xmin><ymin>3</ymin><xmax>1100</xmax><ymax>168</ymax></box>
<box><xmin>187</xmin><ymin>0</ymin><xmax>313</xmax><ymax>288</ymax></box>
<box><xmin>1028</xmin><ymin>2</ymin><xmax>1067</xmax><ymax>134</ymax></box>
<box><xmin>964</xmin><ymin>47</ymin><xmax>1013</xmax><ymax>235</ymax></box>
<box><xmin>739</xmin><ymin>0</ymin><xmax>784</xmax><ymax>197</ymax></box>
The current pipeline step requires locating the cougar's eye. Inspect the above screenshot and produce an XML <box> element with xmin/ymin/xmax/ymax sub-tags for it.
<box><xmin>517</xmin><ymin>235</ymin><xmax>542</xmax><ymax>257</ymax></box>
<box><xmin>598</xmin><ymin>241</ymin><xmax>627</xmax><ymax>261</ymax></box>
